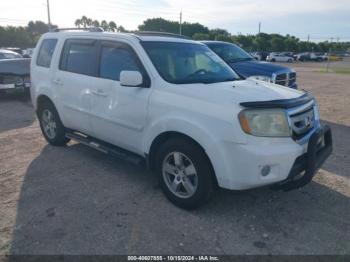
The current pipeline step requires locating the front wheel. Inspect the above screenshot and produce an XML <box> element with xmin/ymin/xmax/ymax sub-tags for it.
<box><xmin>155</xmin><ymin>137</ymin><xmax>215</xmax><ymax>209</ymax></box>
<box><xmin>38</xmin><ymin>102</ymin><xmax>70</xmax><ymax>146</ymax></box>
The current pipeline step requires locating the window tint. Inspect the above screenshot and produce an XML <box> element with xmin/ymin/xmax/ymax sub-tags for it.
<box><xmin>37</xmin><ymin>39</ymin><xmax>57</xmax><ymax>67</ymax></box>
<box><xmin>99</xmin><ymin>46</ymin><xmax>141</xmax><ymax>81</ymax></box>
<box><xmin>142</xmin><ymin>42</ymin><xmax>239</xmax><ymax>84</ymax></box>
<box><xmin>209</xmin><ymin>43</ymin><xmax>253</xmax><ymax>63</ymax></box>
<box><xmin>64</xmin><ymin>42</ymin><xmax>97</xmax><ymax>76</ymax></box>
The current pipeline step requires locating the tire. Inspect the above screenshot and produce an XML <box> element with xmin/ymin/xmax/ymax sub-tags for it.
<box><xmin>271</xmin><ymin>59</ymin><xmax>276</xmax><ymax>62</ymax></box>
<box><xmin>288</xmin><ymin>59</ymin><xmax>293</xmax><ymax>63</ymax></box>
<box><xmin>155</xmin><ymin>137</ymin><xmax>215</xmax><ymax>209</ymax></box>
<box><xmin>38</xmin><ymin>101</ymin><xmax>70</xmax><ymax>146</ymax></box>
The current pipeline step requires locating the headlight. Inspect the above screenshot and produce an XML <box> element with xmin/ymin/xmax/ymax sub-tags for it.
<box><xmin>248</xmin><ymin>75</ymin><xmax>272</xmax><ymax>83</ymax></box>
<box><xmin>239</xmin><ymin>109</ymin><xmax>291</xmax><ymax>137</ymax></box>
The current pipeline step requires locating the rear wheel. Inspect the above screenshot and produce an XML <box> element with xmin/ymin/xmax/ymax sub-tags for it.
<box><xmin>155</xmin><ymin>137</ymin><xmax>215</xmax><ymax>209</ymax></box>
<box><xmin>38</xmin><ymin>101</ymin><xmax>70</xmax><ymax>146</ymax></box>
<box><xmin>271</xmin><ymin>58</ymin><xmax>276</xmax><ymax>62</ymax></box>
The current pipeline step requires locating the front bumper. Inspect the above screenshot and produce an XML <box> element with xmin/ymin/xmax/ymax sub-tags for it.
<box><xmin>272</xmin><ymin>125</ymin><xmax>332</xmax><ymax>191</ymax></box>
<box><xmin>215</xmin><ymin>125</ymin><xmax>332</xmax><ymax>191</ymax></box>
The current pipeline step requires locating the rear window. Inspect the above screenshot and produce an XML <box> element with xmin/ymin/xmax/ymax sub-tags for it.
<box><xmin>36</xmin><ymin>39</ymin><xmax>58</xmax><ymax>67</ymax></box>
<box><xmin>60</xmin><ymin>39</ymin><xmax>97</xmax><ymax>76</ymax></box>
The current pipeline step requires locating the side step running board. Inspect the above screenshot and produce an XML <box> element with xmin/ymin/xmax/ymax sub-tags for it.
<box><xmin>66</xmin><ymin>131</ymin><xmax>145</xmax><ymax>166</ymax></box>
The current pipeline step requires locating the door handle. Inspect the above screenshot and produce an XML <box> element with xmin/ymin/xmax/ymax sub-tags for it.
<box><xmin>91</xmin><ymin>89</ymin><xmax>108</xmax><ymax>97</ymax></box>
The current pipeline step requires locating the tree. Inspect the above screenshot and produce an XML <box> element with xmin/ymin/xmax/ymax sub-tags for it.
<box><xmin>138</xmin><ymin>18</ymin><xmax>209</xmax><ymax>37</ymax></box>
<box><xmin>74</xmin><ymin>19</ymin><xmax>81</xmax><ymax>28</ymax></box>
<box><xmin>271</xmin><ymin>36</ymin><xmax>285</xmax><ymax>52</ymax></box>
<box><xmin>92</xmin><ymin>20</ymin><xmax>100</xmax><ymax>28</ymax></box>
<box><xmin>80</xmin><ymin>16</ymin><xmax>88</xmax><ymax>28</ymax></box>
<box><xmin>192</xmin><ymin>33</ymin><xmax>211</xmax><ymax>40</ymax></box>
<box><xmin>108</xmin><ymin>21</ymin><xmax>117</xmax><ymax>32</ymax></box>
<box><xmin>101</xmin><ymin>20</ymin><xmax>109</xmax><ymax>31</ymax></box>
<box><xmin>117</xmin><ymin>25</ymin><xmax>127</xmax><ymax>32</ymax></box>
<box><xmin>86</xmin><ymin>18</ymin><xmax>92</xmax><ymax>27</ymax></box>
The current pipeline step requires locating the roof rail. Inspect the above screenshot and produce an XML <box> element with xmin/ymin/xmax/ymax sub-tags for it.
<box><xmin>52</xmin><ymin>27</ymin><xmax>104</xmax><ymax>32</ymax></box>
<box><xmin>133</xmin><ymin>31</ymin><xmax>190</xmax><ymax>39</ymax></box>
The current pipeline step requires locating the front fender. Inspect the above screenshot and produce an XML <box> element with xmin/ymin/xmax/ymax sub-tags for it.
<box><xmin>143</xmin><ymin>114</ymin><xmax>246</xmax><ymax>187</ymax></box>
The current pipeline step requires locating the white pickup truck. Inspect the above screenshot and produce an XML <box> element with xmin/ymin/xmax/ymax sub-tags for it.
<box><xmin>30</xmin><ymin>29</ymin><xmax>332</xmax><ymax>209</ymax></box>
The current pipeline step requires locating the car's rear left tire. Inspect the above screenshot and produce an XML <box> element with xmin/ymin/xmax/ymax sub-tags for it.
<box><xmin>38</xmin><ymin>101</ymin><xmax>70</xmax><ymax>146</ymax></box>
<box><xmin>155</xmin><ymin>137</ymin><xmax>215</xmax><ymax>209</ymax></box>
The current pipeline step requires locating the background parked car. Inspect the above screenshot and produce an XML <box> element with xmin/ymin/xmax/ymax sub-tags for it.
<box><xmin>296</xmin><ymin>52</ymin><xmax>327</xmax><ymax>62</ymax></box>
<box><xmin>267</xmin><ymin>52</ymin><xmax>294</xmax><ymax>62</ymax></box>
<box><xmin>0</xmin><ymin>58</ymin><xmax>31</xmax><ymax>98</ymax></box>
<box><xmin>0</xmin><ymin>49</ymin><xmax>23</xmax><ymax>60</ymax></box>
<box><xmin>202</xmin><ymin>41</ymin><xmax>297</xmax><ymax>89</ymax></box>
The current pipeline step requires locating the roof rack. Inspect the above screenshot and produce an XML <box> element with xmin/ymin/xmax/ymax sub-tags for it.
<box><xmin>52</xmin><ymin>27</ymin><xmax>104</xmax><ymax>32</ymax></box>
<box><xmin>133</xmin><ymin>31</ymin><xmax>190</xmax><ymax>39</ymax></box>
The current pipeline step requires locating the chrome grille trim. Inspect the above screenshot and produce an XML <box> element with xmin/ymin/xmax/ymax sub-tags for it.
<box><xmin>287</xmin><ymin>99</ymin><xmax>319</xmax><ymax>144</ymax></box>
<box><xmin>272</xmin><ymin>71</ymin><xmax>297</xmax><ymax>87</ymax></box>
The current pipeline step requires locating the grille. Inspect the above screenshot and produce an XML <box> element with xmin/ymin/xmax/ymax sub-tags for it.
<box><xmin>288</xmin><ymin>72</ymin><xmax>296</xmax><ymax>86</ymax></box>
<box><xmin>288</xmin><ymin>101</ymin><xmax>315</xmax><ymax>139</ymax></box>
<box><xmin>274</xmin><ymin>73</ymin><xmax>287</xmax><ymax>86</ymax></box>
<box><xmin>274</xmin><ymin>72</ymin><xmax>297</xmax><ymax>87</ymax></box>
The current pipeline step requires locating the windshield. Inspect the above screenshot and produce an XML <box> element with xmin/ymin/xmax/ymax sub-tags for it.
<box><xmin>208</xmin><ymin>43</ymin><xmax>254</xmax><ymax>63</ymax></box>
<box><xmin>141</xmin><ymin>41</ymin><xmax>239</xmax><ymax>84</ymax></box>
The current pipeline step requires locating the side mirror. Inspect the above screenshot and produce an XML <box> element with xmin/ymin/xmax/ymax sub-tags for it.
<box><xmin>120</xmin><ymin>71</ymin><xmax>143</xmax><ymax>87</ymax></box>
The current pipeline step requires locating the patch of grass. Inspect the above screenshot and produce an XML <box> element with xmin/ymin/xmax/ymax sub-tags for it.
<box><xmin>317</xmin><ymin>68</ymin><xmax>350</xmax><ymax>74</ymax></box>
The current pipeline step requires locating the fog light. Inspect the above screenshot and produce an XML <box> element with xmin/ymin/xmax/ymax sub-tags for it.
<box><xmin>261</xmin><ymin>165</ymin><xmax>271</xmax><ymax>176</ymax></box>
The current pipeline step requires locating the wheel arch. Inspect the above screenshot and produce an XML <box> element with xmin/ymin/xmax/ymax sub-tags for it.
<box><xmin>147</xmin><ymin>131</ymin><xmax>218</xmax><ymax>186</ymax></box>
<box><xmin>36</xmin><ymin>94</ymin><xmax>55</xmax><ymax>114</ymax></box>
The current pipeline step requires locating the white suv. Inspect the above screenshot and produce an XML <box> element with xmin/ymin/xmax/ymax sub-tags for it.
<box><xmin>30</xmin><ymin>29</ymin><xmax>332</xmax><ymax>209</ymax></box>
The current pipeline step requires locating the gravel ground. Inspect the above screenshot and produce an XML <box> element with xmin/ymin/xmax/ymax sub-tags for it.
<box><xmin>0</xmin><ymin>62</ymin><xmax>349</xmax><ymax>255</ymax></box>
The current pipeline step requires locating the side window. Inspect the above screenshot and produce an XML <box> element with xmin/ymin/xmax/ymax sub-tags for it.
<box><xmin>99</xmin><ymin>45</ymin><xmax>141</xmax><ymax>81</ymax></box>
<box><xmin>60</xmin><ymin>39</ymin><xmax>97</xmax><ymax>76</ymax></box>
<box><xmin>36</xmin><ymin>39</ymin><xmax>58</xmax><ymax>67</ymax></box>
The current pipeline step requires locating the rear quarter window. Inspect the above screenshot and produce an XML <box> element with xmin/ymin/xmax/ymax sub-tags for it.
<box><xmin>36</xmin><ymin>39</ymin><xmax>58</xmax><ymax>68</ymax></box>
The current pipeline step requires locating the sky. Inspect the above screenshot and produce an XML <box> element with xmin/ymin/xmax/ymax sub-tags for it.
<box><xmin>1</xmin><ymin>0</ymin><xmax>350</xmax><ymax>42</ymax></box>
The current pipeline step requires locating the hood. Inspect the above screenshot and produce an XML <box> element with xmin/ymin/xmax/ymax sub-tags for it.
<box><xmin>228</xmin><ymin>60</ymin><xmax>292</xmax><ymax>78</ymax></box>
<box><xmin>221</xmin><ymin>79</ymin><xmax>302</xmax><ymax>103</ymax></box>
<box><xmin>170</xmin><ymin>78</ymin><xmax>304</xmax><ymax>107</ymax></box>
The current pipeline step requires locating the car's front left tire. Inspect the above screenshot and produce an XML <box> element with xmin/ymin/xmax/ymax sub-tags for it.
<box><xmin>155</xmin><ymin>137</ymin><xmax>215</xmax><ymax>209</ymax></box>
<box><xmin>38</xmin><ymin>101</ymin><xmax>70</xmax><ymax>146</ymax></box>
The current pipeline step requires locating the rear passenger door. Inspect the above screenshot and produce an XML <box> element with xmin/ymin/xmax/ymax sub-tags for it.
<box><xmin>54</xmin><ymin>38</ymin><xmax>100</xmax><ymax>135</ymax></box>
<box><xmin>90</xmin><ymin>40</ymin><xmax>152</xmax><ymax>154</ymax></box>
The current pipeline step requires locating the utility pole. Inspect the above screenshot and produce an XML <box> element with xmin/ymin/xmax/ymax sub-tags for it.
<box><xmin>307</xmin><ymin>34</ymin><xmax>310</xmax><ymax>42</ymax></box>
<box><xmin>179</xmin><ymin>11</ymin><xmax>182</xmax><ymax>35</ymax></box>
<box><xmin>258</xmin><ymin>22</ymin><xmax>261</xmax><ymax>34</ymax></box>
<box><xmin>46</xmin><ymin>0</ymin><xmax>51</xmax><ymax>31</ymax></box>
<box><xmin>326</xmin><ymin>37</ymin><xmax>333</xmax><ymax>73</ymax></box>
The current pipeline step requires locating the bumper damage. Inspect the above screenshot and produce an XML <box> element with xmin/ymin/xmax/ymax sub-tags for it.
<box><xmin>272</xmin><ymin>125</ymin><xmax>332</xmax><ymax>191</ymax></box>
